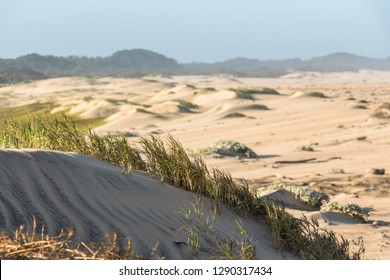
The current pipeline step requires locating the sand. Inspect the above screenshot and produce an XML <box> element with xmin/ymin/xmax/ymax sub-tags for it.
<box><xmin>1</xmin><ymin>69</ymin><xmax>390</xmax><ymax>259</ymax></box>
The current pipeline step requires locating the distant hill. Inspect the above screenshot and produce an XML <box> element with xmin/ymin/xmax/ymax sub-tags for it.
<box><xmin>183</xmin><ymin>52</ymin><xmax>390</xmax><ymax>74</ymax></box>
<box><xmin>0</xmin><ymin>49</ymin><xmax>389</xmax><ymax>83</ymax></box>
<box><xmin>0</xmin><ymin>49</ymin><xmax>181</xmax><ymax>82</ymax></box>
<box><xmin>305</xmin><ymin>52</ymin><xmax>390</xmax><ymax>71</ymax></box>
<box><xmin>0</xmin><ymin>67</ymin><xmax>47</xmax><ymax>84</ymax></box>
<box><xmin>106</xmin><ymin>49</ymin><xmax>181</xmax><ymax>74</ymax></box>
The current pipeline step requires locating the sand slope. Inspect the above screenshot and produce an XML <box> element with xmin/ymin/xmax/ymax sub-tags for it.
<box><xmin>0</xmin><ymin>148</ymin><xmax>289</xmax><ymax>260</ymax></box>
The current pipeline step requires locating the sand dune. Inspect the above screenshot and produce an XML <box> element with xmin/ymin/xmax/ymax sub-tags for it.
<box><xmin>147</xmin><ymin>84</ymin><xmax>196</xmax><ymax>104</ymax></box>
<box><xmin>0</xmin><ymin>148</ymin><xmax>290</xmax><ymax>259</ymax></box>
<box><xmin>149</xmin><ymin>101</ymin><xmax>193</xmax><ymax>114</ymax></box>
<box><xmin>290</xmin><ymin>91</ymin><xmax>328</xmax><ymax>98</ymax></box>
<box><xmin>68</xmin><ymin>100</ymin><xmax>120</xmax><ymax>118</ymax></box>
<box><xmin>194</xmin><ymin>90</ymin><xmax>239</xmax><ymax>106</ymax></box>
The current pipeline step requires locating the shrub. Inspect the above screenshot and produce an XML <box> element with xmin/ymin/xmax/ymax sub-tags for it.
<box><xmin>321</xmin><ymin>202</ymin><xmax>369</xmax><ymax>222</ymax></box>
<box><xmin>296</xmin><ymin>146</ymin><xmax>314</xmax><ymax>152</ymax></box>
<box><xmin>307</xmin><ymin>92</ymin><xmax>327</xmax><ymax>98</ymax></box>
<box><xmin>264</xmin><ymin>184</ymin><xmax>329</xmax><ymax>207</ymax></box>
<box><xmin>224</xmin><ymin>112</ymin><xmax>247</xmax><ymax>118</ymax></box>
<box><xmin>209</xmin><ymin>140</ymin><xmax>257</xmax><ymax>158</ymax></box>
<box><xmin>232</xmin><ymin>88</ymin><xmax>280</xmax><ymax>96</ymax></box>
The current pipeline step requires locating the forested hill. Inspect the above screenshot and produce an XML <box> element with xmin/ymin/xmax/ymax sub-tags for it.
<box><xmin>0</xmin><ymin>49</ymin><xmax>181</xmax><ymax>79</ymax></box>
<box><xmin>184</xmin><ymin>53</ymin><xmax>390</xmax><ymax>74</ymax></box>
<box><xmin>1</xmin><ymin>49</ymin><xmax>389</xmax><ymax>83</ymax></box>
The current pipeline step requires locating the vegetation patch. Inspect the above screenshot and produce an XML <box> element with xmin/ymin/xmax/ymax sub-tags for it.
<box><xmin>83</xmin><ymin>96</ymin><xmax>94</xmax><ymax>102</ymax></box>
<box><xmin>352</xmin><ymin>104</ymin><xmax>368</xmax><ymax>109</ymax></box>
<box><xmin>330</xmin><ymin>168</ymin><xmax>345</xmax><ymax>174</ymax></box>
<box><xmin>202</xmin><ymin>87</ymin><xmax>216</xmax><ymax>92</ymax></box>
<box><xmin>248</xmin><ymin>104</ymin><xmax>269</xmax><ymax>110</ymax></box>
<box><xmin>173</xmin><ymin>99</ymin><xmax>198</xmax><ymax>110</ymax></box>
<box><xmin>128</xmin><ymin>101</ymin><xmax>151</xmax><ymax>108</ymax></box>
<box><xmin>199</xmin><ymin>87</ymin><xmax>217</xmax><ymax>94</ymax></box>
<box><xmin>261</xmin><ymin>184</ymin><xmax>330</xmax><ymax>208</ymax></box>
<box><xmin>296</xmin><ymin>145</ymin><xmax>315</xmax><ymax>152</ymax></box>
<box><xmin>200</xmin><ymin>140</ymin><xmax>257</xmax><ymax>159</ymax></box>
<box><xmin>371</xmin><ymin>103</ymin><xmax>390</xmax><ymax>119</ymax></box>
<box><xmin>142</xmin><ymin>78</ymin><xmax>159</xmax><ymax>83</ymax></box>
<box><xmin>105</xmin><ymin>98</ymin><xmax>130</xmax><ymax>105</ymax></box>
<box><xmin>224</xmin><ymin>112</ymin><xmax>247</xmax><ymax>118</ymax></box>
<box><xmin>307</xmin><ymin>92</ymin><xmax>328</xmax><ymax>98</ymax></box>
<box><xmin>320</xmin><ymin>202</ymin><xmax>369</xmax><ymax>222</ymax></box>
<box><xmin>136</xmin><ymin>108</ymin><xmax>166</xmax><ymax>119</ymax></box>
<box><xmin>186</xmin><ymin>84</ymin><xmax>196</xmax><ymax>89</ymax></box>
<box><xmin>232</xmin><ymin>88</ymin><xmax>280</xmax><ymax>96</ymax></box>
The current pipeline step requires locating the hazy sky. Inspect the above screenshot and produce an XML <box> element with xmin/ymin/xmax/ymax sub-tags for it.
<box><xmin>1</xmin><ymin>0</ymin><xmax>389</xmax><ymax>62</ymax></box>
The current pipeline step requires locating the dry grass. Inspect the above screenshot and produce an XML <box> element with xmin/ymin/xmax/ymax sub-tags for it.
<box><xmin>0</xmin><ymin>218</ymin><xmax>162</xmax><ymax>260</ymax></box>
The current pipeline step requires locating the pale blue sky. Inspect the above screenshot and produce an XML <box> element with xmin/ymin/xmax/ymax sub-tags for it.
<box><xmin>1</xmin><ymin>0</ymin><xmax>389</xmax><ymax>62</ymax></box>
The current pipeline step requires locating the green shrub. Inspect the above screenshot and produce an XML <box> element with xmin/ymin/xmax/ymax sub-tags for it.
<box><xmin>264</xmin><ymin>184</ymin><xmax>329</xmax><ymax>207</ymax></box>
<box><xmin>207</xmin><ymin>140</ymin><xmax>257</xmax><ymax>159</ymax></box>
<box><xmin>321</xmin><ymin>202</ymin><xmax>369</xmax><ymax>222</ymax></box>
